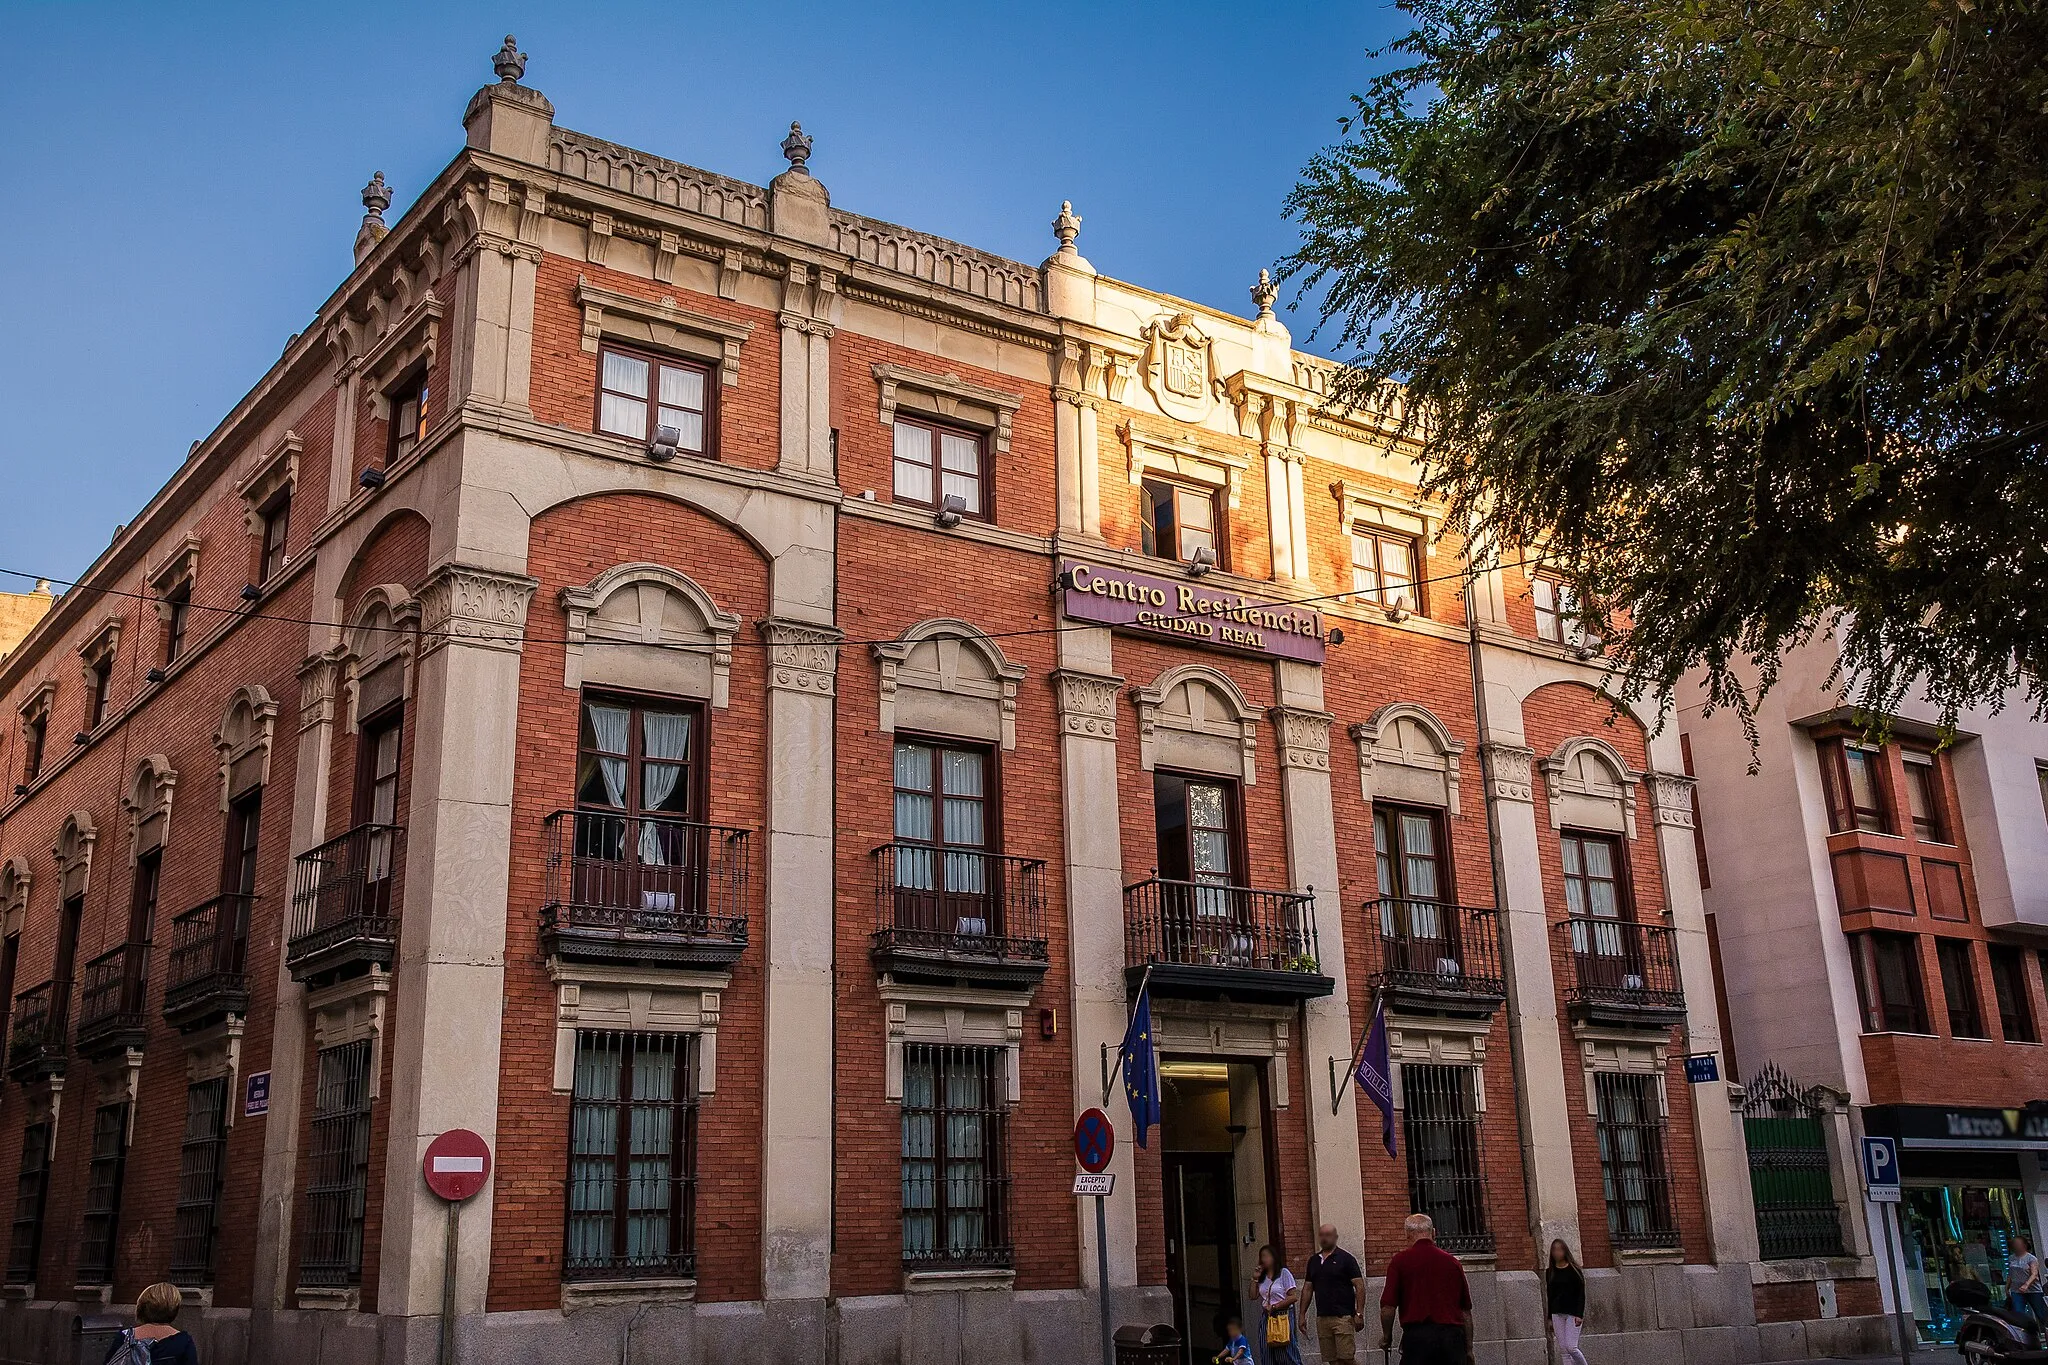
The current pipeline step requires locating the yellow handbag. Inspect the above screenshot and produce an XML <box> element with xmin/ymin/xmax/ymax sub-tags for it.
<box><xmin>1266</xmin><ymin>1310</ymin><xmax>1292</xmax><ymax>1347</ymax></box>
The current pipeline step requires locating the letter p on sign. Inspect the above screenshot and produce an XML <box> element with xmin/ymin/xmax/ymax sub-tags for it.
<box><xmin>1862</xmin><ymin>1136</ymin><xmax>1901</xmax><ymax>1202</ymax></box>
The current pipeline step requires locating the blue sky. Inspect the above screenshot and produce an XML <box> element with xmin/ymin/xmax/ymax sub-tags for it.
<box><xmin>0</xmin><ymin>1</ymin><xmax>1400</xmax><ymax>584</ymax></box>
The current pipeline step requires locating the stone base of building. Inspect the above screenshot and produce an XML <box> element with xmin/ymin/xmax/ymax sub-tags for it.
<box><xmin>0</xmin><ymin>1267</ymin><xmax>1896</xmax><ymax>1365</ymax></box>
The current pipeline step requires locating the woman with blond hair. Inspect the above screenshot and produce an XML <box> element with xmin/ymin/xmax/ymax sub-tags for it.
<box><xmin>1544</xmin><ymin>1239</ymin><xmax>1588</xmax><ymax>1365</ymax></box>
<box><xmin>104</xmin><ymin>1283</ymin><xmax>197</xmax><ymax>1364</ymax></box>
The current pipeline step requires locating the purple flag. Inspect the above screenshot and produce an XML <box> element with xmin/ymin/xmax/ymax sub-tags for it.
<box><xmin>1354</xmin><ymin>993</ymin><xmax>1396</xmax><ymax>1157</ymax></box>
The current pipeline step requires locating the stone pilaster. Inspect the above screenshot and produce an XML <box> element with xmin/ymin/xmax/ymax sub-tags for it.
<box><xmin>1269</xmin><ymin>680</ymin><xmax>1366</xmax><ymax>1246</ymax></box>
<box><xmin>1648</xmin><ymin>767</ymin><xmax>1762</xmax><ymax>1263</ymax></box>
<box><xmin>1051</xmin><ymin>644</ymin><xmax>1141</xmax><ymax>1300</ymax></box>
<box><xmin>1481</xmin><ymin>739</ymin><xmax>1584</xmax><ymax>1254</ymax></box>
<box><xmin>250</xmin><ymin>648</ymin><xmax>344</xmax><ymax>1311</ymax></box>
<box><xmin>759</xmin><ymin>618</ymin><xmax>842</xmax><ymax>1301</ymax></box>
<box><xmin>374</xmin><ymin>563</ymin><xmax>535</xmax><ymax>1322</ymax></box>
<box><xmin>777</xmin><ymin>261</ymin><xmax>837</xmax><ymax>479</ymax></box>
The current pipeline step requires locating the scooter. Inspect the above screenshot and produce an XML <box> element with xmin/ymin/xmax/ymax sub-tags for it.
<box><xmin>1949</xmin><ymin>1279</ymin><xmax>2048</xmax><ymax>1363</ymax></box>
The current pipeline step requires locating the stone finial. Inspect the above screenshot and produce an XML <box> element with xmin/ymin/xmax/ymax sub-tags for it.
<box><xmin>781</xmin><ymin>121</ymin><xmax>814</xmax><ymax>174</ymax></box>
<box><xmin>354</xmin><ymin>172</ymin><xmax>392</xmax><ymax>263</ymax></box>
<box><xmin>361</xmin><ymin>171</ymin><xmax>392</xmax><ymax>218</ymax></box>
<box><xmin>1251</xmin><ymin>268</ymin><xmax>1279</xmax><ymax>320</ymax></box>
<box><xmin>1053</xmin><ymin>201</ymin><xmax>1082</xmax><ymax>253</ymax></box>
<box><xmin>494</xmin><ymin>34</ymin><xmax>527</xmax><ymax>83</ymax></box>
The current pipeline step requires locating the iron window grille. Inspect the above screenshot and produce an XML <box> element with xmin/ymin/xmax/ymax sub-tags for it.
<box><xmin>901</xmin><ymin>1043</ymin><xmax>1012</xmax><ymax>1271</ymax></box>
<box><xmin>1937</xmin><ymin>938</ymin><xmax>1988</xmax><ymax>1039</ymax></box>
<box><xmin>170</xmin><ymin>1078</ymin><xmax>231</xmax><ymax>1284</ymax></box>
<box><xmin>1593</xmin><ymin>1072</ymin><xmax>1678</xmax><ymax>1250</ymax></box>
<box><xmin>566</xmin><ymin>1030</ymin><xmax>699</xmax><ymax>1281</ymax></box>
<box><xmin>1739</xmin><ymin>1063</ymin><xmax>1847</xmax><ymax>1261</ymax></box>
<box><xmin>76</xmin><ymin>1103</ymin><xmax>130</xmax><ymax>1283</ymax></box>
<box><xmin>301</xmin><ymin>1040</ymin><xmax>373</xmax><ymax>1287</ymax></box>
<box><xmin>5</xmin><ymin>1123</ymin><xmax>48</xmax><ymax>1284</ymax></box>
<box><xmin>1401</xmin><ymin>1064</ymin><xmax>1493</xmax><ymax>1254</ymax></box>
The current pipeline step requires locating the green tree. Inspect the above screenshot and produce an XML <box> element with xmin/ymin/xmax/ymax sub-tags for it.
<box><xmin>1285</xmin><ymin>0</ymin><xmax>2048</xmax><ymax>729</ymax></box>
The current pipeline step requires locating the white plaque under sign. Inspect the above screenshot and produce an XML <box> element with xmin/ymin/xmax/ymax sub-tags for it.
<box><xmin>1072</xmin><ymin>1172</ymin><xmax>1115</xmax><ymax>1197</ymax></box>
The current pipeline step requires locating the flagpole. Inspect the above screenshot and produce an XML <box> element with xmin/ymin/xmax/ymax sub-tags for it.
<box><xmin>1331</xmin><ymin>986</ymin><xmax>1382</xmax><ymax>1116</ymax></box>
<box><xmin>1102</xmin><ymin>963</ymin><xmax>1155</xmax><ymax>1106</ymax></box>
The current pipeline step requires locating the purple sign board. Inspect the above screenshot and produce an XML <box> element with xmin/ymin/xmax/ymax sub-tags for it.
<box><xmin>1060</xmin><ymin>560</ymin><xmax>1326</xmax><ymax>664</ymax></box>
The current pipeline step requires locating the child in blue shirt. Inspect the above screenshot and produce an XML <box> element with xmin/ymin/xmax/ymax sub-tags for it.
<box><xmin>1213</xmin><ymin>1314</ymin><xmax>1252</xmax><ymax>1365</ymax></box>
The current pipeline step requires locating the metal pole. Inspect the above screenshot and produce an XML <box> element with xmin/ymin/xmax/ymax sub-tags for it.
<box><xmin>1879</xmin><ymin>1200</ymin><xmax>1911</xmax><ymax>1365</ymax></box>
<box><xmin>1096</xmin><ymin>1193</ymin><xmax>1115</xmax><ymax>1365</ymax></box>
<box><xmin>439</xmin><ymin>1198</ymin><xmax>462</xmax><ymax>1365</ymax></box>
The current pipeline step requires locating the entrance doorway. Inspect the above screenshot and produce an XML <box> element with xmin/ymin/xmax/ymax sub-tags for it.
<box><xmin>1160</xmin><ymin>1059</ymin><xmax>1276</xmax><ymax>1365</ymax></box>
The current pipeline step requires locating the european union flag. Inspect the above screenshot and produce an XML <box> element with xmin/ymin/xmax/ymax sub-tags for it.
<box><xmin>1121</xmin><ymin>983</ymin><xmax>1161</xmax><ymax>1148</ymax></box>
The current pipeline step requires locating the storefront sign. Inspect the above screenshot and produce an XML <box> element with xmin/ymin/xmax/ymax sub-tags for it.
<box><xmin>1058</xmin><ymin>560</ymin><xmax>1326</xmax><ymax>664</ymax></box>
<box><xmin>1865</xmin><ymin>1103</ymin><xmax>2048</xmax><ymax>1148</ymax></box>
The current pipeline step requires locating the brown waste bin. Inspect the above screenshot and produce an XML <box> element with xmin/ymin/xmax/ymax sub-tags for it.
<box><xmin>1113</xmin><ymin>1323</ymin><xmax>1182</xmax><ymax>1365</ymax></box>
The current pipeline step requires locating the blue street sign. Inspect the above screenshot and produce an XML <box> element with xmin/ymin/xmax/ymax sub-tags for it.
<box><xmin>1684</xmin><ymin>1054</ymin><xmax>1720</xmax><ymax>1084</ymax></box>
<box><xmin>1862</xmin><ymin>1135</ymin><xmax>1901</xmax><ymax>1202</ymax></box>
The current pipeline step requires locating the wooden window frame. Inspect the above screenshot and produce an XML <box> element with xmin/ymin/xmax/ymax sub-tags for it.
<box><xmin>574</xmin><ymin>691</ymin><xmax>708</xmax><ymax>825</ymax></box>
<box><xmin>595</xmin><ymin>341</ymin><xmax>717</xmax><ymax>459</ymax></box>
<box><xmin>1532</xmin><ymin>573</ymin><xmax>1600</xmax><ymax>647</ymax></box>
<box><xmin>1818</xmin><ymin>739</ymin><xmax>1894</xmax><ymax>836</ymax></box>
<box><xmin>257</xmin><ymin>488</ymin><xmax>292</xmax><ymax>585</ymax></box>
<box><xmin>86</xmin><ymin>656</ymin><xmax>112</xmax><ymax>731</ymax></box>
<box><xmin>564</xmin><ymin>1029</ymin><xmax>700</xmax><ymax>1280</ymax></box>
<box><xmin>1850</xmin><ymin>931</ymin><xmax>1931</xmax><ymax>1034</ymax></box>
<box><xmin>1560</xmin><ymin>829</ymin><xmax>1634</xmax><ymax>920</ymax></box>
<box><xmin>1935</xmin><ymin>937</ymin><xmax>1987</xmax><ymax>1039</ymax></box>
<box><xmin>163</xmin><ymin>582</ymin><xmax>192</xmax><ymax>666</ymax></box>
<box><xmin>1373</xmin><ymin>802</ymin><xmax>1452</xmax><ymax>904</ymax></box>
<box><xmin>1989</xmin><ymin>946</ymin><xmax>2036</xmax><ymax>1043</ymax></box>
<box><xmin>385</xmin><ymin>365</ymin><xmax>430</xmax><ymax>466</ymax></box>
<box><xmin>1139</xmin><ymin>476</ymin><xmax>1225</xmax><ymax>568</ymax></box>
<box><xmin>1902</xmin><ymin>752</ymin><xmax>1951</xmax><ymax>844</ymax></box>
<box><xmin>1350</xmin><ymin>527</ymin><xmax>1425</xmax><ymax>612</ymax></box>
<box><xmin>1152</xmin><ymin>769</ymin><xmax>1247</xmax><ymax>889</ymax></box>
<box><xmin>890</xmin><ymin>414</ymin><xmax>991</xmax><ymax>520</ymax></box>
<box><xmin>20</xmin><ymin>711</ymin><xmax>46</xmax><ymax>785</ymax></box>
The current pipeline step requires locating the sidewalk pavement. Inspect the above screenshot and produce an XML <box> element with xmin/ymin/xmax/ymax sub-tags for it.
<box><xmin>1790</xmin><ymin>1352</ymin><xmax>1964</xmax><ymax>1365</ymax></box>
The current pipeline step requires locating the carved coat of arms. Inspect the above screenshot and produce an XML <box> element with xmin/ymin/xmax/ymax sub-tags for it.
<box><xmin>1140</xmin><ymin>313</ymin><xmax>1216</xmax><ymax>421</ymax></box>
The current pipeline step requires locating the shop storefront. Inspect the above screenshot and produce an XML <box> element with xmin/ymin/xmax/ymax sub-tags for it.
<box><xmin>1865</xmin><ymin>1105</ymin><xmax>2048</xmax><ymax>1343</ymax></box>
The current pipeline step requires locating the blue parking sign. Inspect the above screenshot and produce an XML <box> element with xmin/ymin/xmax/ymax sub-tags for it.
<box><xmin>1862</xmin><ymin>1136</ymin><xmax>1901</xmax><ymax>1202</ymax></box>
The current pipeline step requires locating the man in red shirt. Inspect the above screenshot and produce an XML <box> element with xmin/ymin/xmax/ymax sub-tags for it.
<box><xmin>1379</xmin><ymin>1213</ymin><xmax>1473</xmax><ymax>1365</ymax></box>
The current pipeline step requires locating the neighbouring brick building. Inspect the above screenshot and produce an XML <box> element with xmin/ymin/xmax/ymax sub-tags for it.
<box><xmin>0</xmin><ymin>37</ymin><xmax>1888</xmax><ymax>1365</ymax></box>
<box><xmin>1685</xmin><ymin>639</ymin><xmax>2048</xmax><ymax>1350</ymax></box>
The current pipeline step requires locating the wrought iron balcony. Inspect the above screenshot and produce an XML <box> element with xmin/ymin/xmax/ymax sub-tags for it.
<box><xmin>1367</xmin><ymin>898</ymin><xmax>1507</xmax><ymax>1017</ymax></box>
<box><xmin>869</xmin><ymin>843</ymin><xmax>1049</xmax><ymax>991</ymax></box>
<box><xmin>1124</xmin><ymin>877</ymin><xmax>1332</xmax><ymax>1004</ymax></box>
<box><xmin>76</xmin><ymin>943</ymin><xmax>150</xmax><ymax>1058</ymax></box>
<box><xmin>541</xmin><ymin>810</ymin><xmax>749</xmax><ymax>969</ymax></box>
<box><xmin>6</xmin><ymin>980</ymin><xmax>68</xmax><ymax>1081</ymax></box>
<box><xmin>1555</xmin><ymin>916</ymin><xmax>1687</xmax><ymax>1028</ymax></box>
<box><xmin>288</xmin><ymin>823</ymin><xmax>404</xmax><ymax>983</ymax></box>
<box><xmin>163</xmin><ymin>893</ymin><xmax>252</xmax><ymax>1031</ymax></box>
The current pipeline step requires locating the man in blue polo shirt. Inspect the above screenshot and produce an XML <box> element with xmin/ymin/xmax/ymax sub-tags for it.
<box><xmin>1379</xmin><ymin>1213</ymin><xmax>1473</xmax><ymax>1365</ymax></box>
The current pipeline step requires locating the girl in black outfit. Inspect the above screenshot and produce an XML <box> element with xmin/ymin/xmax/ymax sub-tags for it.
<box><xmin>104</xmin><ymin>1283</ymin><xmax>199</xmax><ymax>1365</ymax></box>
<box><xmin>1545</xmin><ymin>1239</ymin><xmax>1588</xmax><ymax>1365</ymax></box>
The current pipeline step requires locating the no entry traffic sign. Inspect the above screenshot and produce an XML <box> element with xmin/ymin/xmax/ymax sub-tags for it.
<box><xmin>1075</xmin><ymin>1107</ymin><xmax>1115</xmax><ymax>1174</ymax></box>
<box><xmin>423</xmin><ymin>1128</ymin><xmax>492</xmax><ymax>1202</ymax></box>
